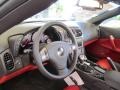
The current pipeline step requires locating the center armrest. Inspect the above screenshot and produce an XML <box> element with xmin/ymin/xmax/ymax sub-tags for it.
<box><xmin>104</xmin><ymin>71</ymin><xmax>120</xmax><ymax>90</ymax></box>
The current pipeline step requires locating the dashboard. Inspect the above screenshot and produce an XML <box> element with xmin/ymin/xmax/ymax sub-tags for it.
<box><xmin>0</xmin><ymin>21</ymin><xmax>98</xmax><ymax>83</ymax></box>
<box><xmin>0</xmin><ymin>21</ymin><xmax>84</xmax><ymax>78</ymax></box>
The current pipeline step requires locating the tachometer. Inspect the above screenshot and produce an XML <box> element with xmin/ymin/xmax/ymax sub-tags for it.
<box><xmin>40</xmin><ymin>34</ymin><xmax>52</xmax><ymax>43</ymax></box>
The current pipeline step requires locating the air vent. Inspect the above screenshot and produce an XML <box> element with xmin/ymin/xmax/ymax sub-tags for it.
<box><xmin>3</xmin><ymin>52</ymin><xmax>14</xmax><ymax>70</ymax></box>
<box><xmin>71</xmin><ymin>27</ymin><xmax>82</xmax><ymax>37</ymax></box>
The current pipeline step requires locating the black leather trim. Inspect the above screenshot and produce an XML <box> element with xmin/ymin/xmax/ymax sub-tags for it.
<box><xmin>0</xmin><ymin>0</ymin><xmax>57</xmax><ymax>35</ymax></box>
<box><xmin>104</xmin><ymin>71</ymin><xmax>120</xmax><ymax>90</ymax></box>
<box><xmin>0</xmin><ymin>0</ymin><xmax>28</xmax><ymax>19</ymax></box>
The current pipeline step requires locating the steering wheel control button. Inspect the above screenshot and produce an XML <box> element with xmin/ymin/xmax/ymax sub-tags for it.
<box><xmin>71</xmin><ymin>45</ymin><xmax>76</xmax><ymax>51</ymax></box>
<box><xmin>57</xmin><ymin>47</ymin><xmax>64</xmax><ymax>56</ymax></box>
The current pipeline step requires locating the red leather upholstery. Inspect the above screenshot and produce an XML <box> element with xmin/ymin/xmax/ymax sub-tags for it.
<box><xmin>86</xmin><ymin>39</ymin><xmax>120</xmax><ymax>63</ymax></box>
<box><xmin>64</xmin><ymin>85</ymin><xmax>80</xmax><ymax>90</ymax></box>
<box><xmin>97</xmin><ymin>59</ymin><xmax>112</xmax><ymax>70</ymax></box>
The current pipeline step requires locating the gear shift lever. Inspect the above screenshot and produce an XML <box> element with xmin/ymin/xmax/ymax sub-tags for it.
<box><xmin>107</xmin><ymin>57</ymin><xmax>118</xmax><ymax>71</ymax></box>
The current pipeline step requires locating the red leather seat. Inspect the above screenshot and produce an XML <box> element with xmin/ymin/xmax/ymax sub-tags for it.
<box><xmin>97</xmin><ymin>59</ymin><xmax>112</xmax><ymax>70</ymax></box>
<box><xmin>64</xmin><ymin>85</ymin><xmax>80</xmax><ymax>90</ymax></box>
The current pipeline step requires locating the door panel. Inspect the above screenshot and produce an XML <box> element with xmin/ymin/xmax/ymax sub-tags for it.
<box><xmin>99</xmin><ymin>15</ymin><xmax>120</xmax><ymax>38</ymax></box>
<box><xmin>100</xmin><ymin>26</ymin><xmax>120</xmax><ymax>38</ymax></box>
<box><xmin>86</xmin><ymin>39</ymin><xmax>120</xmax><ymax>63</ymax></box>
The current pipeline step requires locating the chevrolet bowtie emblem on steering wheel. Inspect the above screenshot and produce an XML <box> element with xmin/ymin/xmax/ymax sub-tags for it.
<box><xmin>57</xmin><ymin>47</ymin><xmax>64</xmax><ymax>56</ymax></box>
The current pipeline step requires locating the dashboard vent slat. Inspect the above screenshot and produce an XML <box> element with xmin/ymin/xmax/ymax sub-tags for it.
<box><xmin>3</xmin><ymin>52</ymin><xmax>14</xmax><ymax>71</ymax></box>
<box><xmin>71</xmin><ymin>27</ymin><xmax>82</xmax><ymax>37</ymax></box>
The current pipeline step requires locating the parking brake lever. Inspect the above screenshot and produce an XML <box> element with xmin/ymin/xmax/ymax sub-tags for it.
<box><xmin>107</xmin><ymin>57</ymin><xmax>118</xmax><ymax>71</ymax></box>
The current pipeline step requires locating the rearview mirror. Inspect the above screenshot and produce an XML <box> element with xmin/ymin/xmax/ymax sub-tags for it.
<box><xmin>76</xmin><ymin>0</ymin><xmax>110</xmax><ymax>9</ymax></box>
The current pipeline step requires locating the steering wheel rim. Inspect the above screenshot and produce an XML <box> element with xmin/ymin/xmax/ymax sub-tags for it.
<box><xmin>32</xmin><ymin>21</ymin><xmax>78</xmax><ymax>79</ymax></box>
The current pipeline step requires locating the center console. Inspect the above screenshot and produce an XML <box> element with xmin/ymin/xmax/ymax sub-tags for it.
<box><xmin>75</xmin><ymin>32</ymin><xmax>106</xmax><ymax>80</ymax></box>
<box><xmin>77</xmin><ymin>59</ymin><xmax>106</xmax><ymax>79</ymax></box>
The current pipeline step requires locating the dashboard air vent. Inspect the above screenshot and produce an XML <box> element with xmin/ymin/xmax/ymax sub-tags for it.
<box><xmin>71</xmin><ymin>27</ymin><xmax>82</xmax><ymax>37</ymax></box>
<box><xmin>3</xmin><ymin>52</ymin><xmax>14</xmax><ymax>70</ymax></box>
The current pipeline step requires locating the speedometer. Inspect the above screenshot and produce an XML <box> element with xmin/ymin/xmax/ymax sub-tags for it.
<box><xmin>40</xmin><ymin>26</ymin><xmax>62</xmax><ymax>43</ymax></box>
<box><xmin>40</xmin><ymin>34</ymin><xmax>52</xmax><ymax>43</ymax></box>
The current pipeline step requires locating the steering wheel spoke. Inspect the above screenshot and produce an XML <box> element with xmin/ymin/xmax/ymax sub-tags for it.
<box><xmin>40</xmin><ymin>47</ymin><xmax>49</xmax><ymax>62</ymax></box>
<box><xmin>58</xmin><ymin>67</ymin><xmax>69</xmax><ymax>75</ymax></box>
<box><xmin>69</xmin><ymin>43</ymin><xmax>77</xmax><ymax>50</ymax></box>
<box><xmin>67</xmin><ymin>43</ymin><xmax>77</xmax><ymax>55</ymax></box>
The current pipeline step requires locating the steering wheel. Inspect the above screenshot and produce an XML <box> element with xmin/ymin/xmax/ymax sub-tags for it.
<box><xmin>32</xmin><ymin>21</ymin><xmax>78</xmax><ymax>79</ymax></box>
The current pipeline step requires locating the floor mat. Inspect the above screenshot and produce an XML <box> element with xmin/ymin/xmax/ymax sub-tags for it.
<box><xmin>2</xmin><ymin>69</ymin><xmax>105</xmax><ymax>90</ymax></box>
<box><xmin>3</xmin><ymin>70</ymin><xmax>66</xmax><ymax>90</ymax></box>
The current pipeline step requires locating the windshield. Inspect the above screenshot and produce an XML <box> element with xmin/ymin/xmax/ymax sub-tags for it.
<box><xmin>25</xmin><ymin>0</ymin><xmax>119</xmax><ymax>21</ymax></box>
